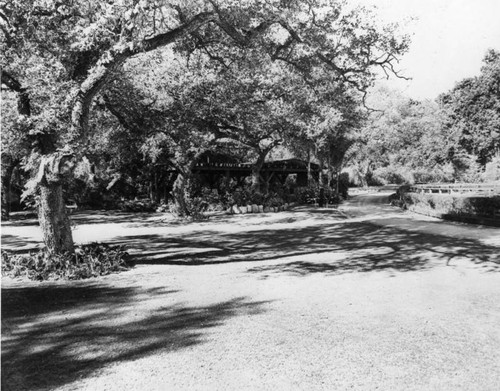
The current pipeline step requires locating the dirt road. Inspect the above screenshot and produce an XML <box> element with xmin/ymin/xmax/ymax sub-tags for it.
<box><xmin>341</xmin><ymin>192</ymin><xmax>500</xmax><ymax>246</ymax></box>
<box><xmin>2</xmin><ymin>195</ymin><xmax>500</xmax><ymax>390</ymax></box>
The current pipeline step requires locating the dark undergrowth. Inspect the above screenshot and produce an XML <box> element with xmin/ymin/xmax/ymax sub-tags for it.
<box><xmin>1</xmin><ymin>243</ymin><xmax>131</xmax><ymax>281</ymax></box>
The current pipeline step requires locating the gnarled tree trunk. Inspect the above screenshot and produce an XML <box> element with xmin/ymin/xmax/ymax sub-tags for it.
<box><xmin>251</xmin><ymin>151</ymin><xmax>269</xmax><ymax>193</ymax></box>
<box><xmin>38</xmin><ymin>182</ymin><xmax>74</xmax><ymax>253</ymax></box>
<box><xmin>1</xmin><ymin>157</ymin><xmax>18</xmax><ymax>220</ymax></box>
<box><xmin>171</xmin><ymin>171</ymin><xmax>191</xmax><ymax>217</ymax></box>
<box><xmin>34</xmin><ymin>152</ymin><xmax>75</xmax><ymax>254</ymax></box>
<box><xmin>1</xmin><ymin>72</ymin><xmax>29</xmax><ymax>221</ymax></box>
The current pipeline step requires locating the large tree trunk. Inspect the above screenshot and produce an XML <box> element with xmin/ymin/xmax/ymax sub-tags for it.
<box><xmin>250</xmin><ymin>167</ymin><xmax>261</xmax><ymax>192</ymax></box>
<box><xmin>318</xmin><ymin>161</ymin><xmax>325</xmax><ymax>187</ymax></box>
<box><xmin>38</xmin><ymin>182</ymin><xmax>74</xmax><ymax>253</ymax></box>
<box><xmin>33</xmin><ymin>152</ymin><xmax>76</xmax><ymax>254</ymax></box>
<box><xmin>171</xmin><ymin>170</ymin><xmax>192</xmax><ymax>217</ymax></box>
<box><xmin>307</xmin><ymin>148</ymin><xmax>313</xmax><ymax>185</ymax></box>
<box><xmin>1</xmin><ymin>71</ymin><xmax>74</xmax><ymax>253</ymax></box>
<box><xmin>251</xmin><ymin>151</ymin><xmax>268</xmax><ymax>193</ymax></box>
<box><xmin>1</xmin><ymin>157</ymin><xmax>18</xmax><ymax>220</ymax></box>
<box><xmin>1</xmin><ymin>72</ymin><xmax>29</xmax><ymax>221</ymax></box>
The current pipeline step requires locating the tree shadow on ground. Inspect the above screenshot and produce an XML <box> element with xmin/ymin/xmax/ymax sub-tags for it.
<box><xmin>1</xmin><ymin>234</ymin><xmax>42</xmax><ymax>250</ymax></box>
<box><xmin>2</xmin><ymin>210</ymin><xmax>166</xmax><ymax>228</ymax></box>
<box><xmin>1</xmin><ymin>284</ymin><xmax>268</xmax><ymax>391</ymax></box>
<box><xmin>109</xmin><ymin>218</ymin><xmax>500</xmax><ymax>276</ymax></box>
<box><xmin>69</xmin><ymin>207</ymin><xmax>345</xmax><ymax>229</ymax></box>
<box><xmin>1</xmin><ymin>217</ymin><xmax>39</xmax><ymax>227</ymax></box>
<box><xmin>69</xmin><ymin>210</ymin><xmax>161</xmax><ymax>225</ymax></box>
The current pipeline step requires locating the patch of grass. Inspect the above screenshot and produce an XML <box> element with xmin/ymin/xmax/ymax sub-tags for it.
<box><xmin>1</xmin><ymin>243</ymin><xmax>131</xmax><ymax>281</ymax></box>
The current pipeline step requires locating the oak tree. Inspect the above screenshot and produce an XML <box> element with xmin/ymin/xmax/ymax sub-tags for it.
<box><xmin>1</xmin><ymin>0</ymin><xmax>409</xmax><ymax>253</ymax></box>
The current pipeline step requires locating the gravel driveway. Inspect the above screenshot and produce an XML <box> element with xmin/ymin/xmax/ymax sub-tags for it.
<box><xmin>2</xmin><ymin>194</ymin><xmax>500</xmax><ymax>390</ymax></box>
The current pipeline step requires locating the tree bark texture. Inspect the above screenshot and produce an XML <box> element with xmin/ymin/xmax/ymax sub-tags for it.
<box><xmin>251</xmin><ymin>151</ymin><xmax>268</xmax><ymax>193</ymax></box>
<box><xmin>38</xmin><ymin>183</ymin><xmax>74</xmax><ymax>253</ymax></box>
<box><xmin>1</xmin><ymin>158</ymin><xmax>18</xmax><ymax>220</ymax></box>
<box><xmin>171</xmin><ymin>172</ymin><xmax>191</xmax><ymax>217</ymax></box>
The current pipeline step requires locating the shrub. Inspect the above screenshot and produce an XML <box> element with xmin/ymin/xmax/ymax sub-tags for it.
<box><xmin>343</xmin><ymin>166</ymin><xmax>366</xmax><ymax>187</ymax></box>
<box><xmin>294</xmin><ymin>185</ymin><xmax>341</xmax><ymax>205</ymax></box>
<box><xmin>330</xmin><ymin>172</ymin><xmax>349</xmax><ymax>198</ymax></box>
<box><xmin>1</xmin><ymin>243</ymin><xmax>131</xmax><ymax>281</ymax></box>
<box><xmin>294</xmin><ymin>186</ymin><xmax>318</xmax><ymax>204</ymax></box>
<box><xmin>168</xmin><ymin>198</ymin><xmax>209</xmax><ymax>221</ymax></box>
<box><xmin>156</xmin><ymin>203</ymin><xmax>170</xmax><ymax>213</ymax></box>
<box><xmin>373</xmin><ymin>165</ymin><xmax>413</xmax><ymax>185</ymax></box>
<box><xmin>413</xmin><ymin>163</ymin><xmax>454</xmax><ymax>184</ymax></box>
<box><xmin>119</xmin><ymin>199</ymin><xmax>158</xmax><ymax>212</ymax></box>
<box><xmin>365</xmin><ymin>171</ymin><xmax>386</xmax><ymax>186</ymax></box>
<box><xmin>402</xmin><ymin>193</ymin><xmax>500</xmax><ymax>223</ymax></box>
<box><xmin>483</xmin><ymin>156</ymin><xmax>500</xmax><ymax>182</ymax></box>
<box><xmin>225</xmin><ymin>186</ymin><xmax>283</xmax><ymax>208</ymax></box>
<box><xmin>264</xmin><ymin>193</ymin><xmax>284</xmax><ymax>207</ymax></box>
<box><xmin>452</xmin><ymin>153</ymin><xmax>483</xmax><ymax>183</ymax></box>
<box><xmin>168</xmin><ymin>183</ymin><xmax>219</xmax><ymax>220</ymax></box>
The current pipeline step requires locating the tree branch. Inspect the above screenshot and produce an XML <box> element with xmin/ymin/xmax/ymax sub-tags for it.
<box><xmin>70</xmin><ymin>11</ymin><xmax>217</xmax><ymax>141</ymax></box>
<box><xmin>1</xmin><ymin>70</ymin><xmax>22</xmax><ymax>91</ymax></box>
<box><xmin>1</xmin><ymin>70</ymin><xmax>31</xmax><ymax>116</ymax></box>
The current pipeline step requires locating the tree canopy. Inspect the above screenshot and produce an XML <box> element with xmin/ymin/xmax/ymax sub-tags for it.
<box><xmin>439</xmin><ymin>49</ymin><xmax>500</xmax><ymax>166</ymax></box>
<box><xmin>1</xmin><ymin>0</ymin><xmax>410</xmax><ymax>252</ymax></box>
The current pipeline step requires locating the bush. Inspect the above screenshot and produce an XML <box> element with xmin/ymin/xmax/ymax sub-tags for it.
<box><xmin>170</xmin><ymin>176</ymin><xmax>230</xmax><ymax>219</ymax></box>
<box><xmin>365</xmin><ymin>171</ymin><xmax>386</xmax><ymax>186</ymax></box>
<box><xmin>156</xmin><ymin>203</ymin><xmax>170</xmax><ymax>213</ymax></box>
<box><xmin>412</xmin><ymin>163</ymin><xmax>454</xmax><ymax>184</ymax></box>
<box><xmin>294</xmin><ymin>186</ymin><xmax>318</xmax><ymax>204</ymax></box>
<box><xmin>294</xmin><ymin>185</ymin><xmax>341</xmax><ymax>205</ymax></box>
<box><xmin>372</xmin><ymin>165</ymin><xmax>413</xmax><ymax>185</ymax></box>
<box><xmin>330</xmin><ymin>172</ymin><xmax>349</xmax><ymax>198</ymax></box>
<box><xmin>264</xmin><ymin>192</ymin><xmax>284</xmax><ymax>207</ymax></box>
<box><xmin>402</xmin><ymin>192</ymin><xmax>500</xmax><ymax>223</ymax></box>
<box><xmin>168</xmin><ymin>184</ymin><xmax>218</xmax><ymax>220</ymax></box>
<box><xmin>483</xmin><ymin>157</ymin><xmax>500</xmax><ymax>182</ymax></box>
<box><xmin>2</xmin><ymin>243</ymin><xmax>131</xmax><ymax>281</ymax></box>
<box><xmin>343</xmin><ymin>166</ymin><xmax>367</xmax><ymax>187</ymax></box>
<box><xmin>452</xmin><ymin>153</ymin><xmax>483</xmax><ymax>183</ymax></box>
<box><xmin>168</xmin><ymin>198</ymin><xmax>209</xmax><ymax>221</ymax></box>
<box><xmin>225</xmin><ymin>186</ymin><xmax>285</xmax><ymax>208</ymax></box>
<box><xmin>118</xmin><ymin>199</ymin><xmax>158</xmax><ymax>212</ymax></box>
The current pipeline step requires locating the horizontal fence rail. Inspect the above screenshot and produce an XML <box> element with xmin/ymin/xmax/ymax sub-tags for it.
<box><xmin>402</xmin><ymin>183</ymin><xmax>500</xmax><ymax>225</ymax></box>
<box><xmin>407</xmin><ymin>183</ymin><xmax>500</xmax><ymax>196</ymax></box>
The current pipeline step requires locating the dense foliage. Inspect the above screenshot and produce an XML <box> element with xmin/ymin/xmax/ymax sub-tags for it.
<box><xmin>345</xmin><ymin>50</ymin><xmax>500</xmax><ymax>187</ymax></box>
<box><xmin>0</xmin><ymin>0</ymin><xmax>412</xmax><ymax>254</ymax></box>
<box><xmin>1</xmin><ymin>243</ymin><xmax>130</xmax><ymax>280</ymax></box>
<box><xmin>400</xmin><ymin>193</ymin><xmax>500</xmax><ymax>226</ymax></box>
<box><xmin>439</xmin><ymin>49</ymin><xmax>500</xmax><ymax>166</ymax></box>
<box><xmin>1</xmin><ymin>0</ymin><xmax>498</xmax><ymax>267</ymax></box>
<box><xmin>346</xmin><ymin>87</ymin><xmax>450</xmax><ymax>186</ymax></box>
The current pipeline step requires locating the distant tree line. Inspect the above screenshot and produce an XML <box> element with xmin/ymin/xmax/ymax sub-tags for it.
<box><xmin>345</xmin><ymin>49</ymin><xmax>500</xmax><ymax>186</ymax></box>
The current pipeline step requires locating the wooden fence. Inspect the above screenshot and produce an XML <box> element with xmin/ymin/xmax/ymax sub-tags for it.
<box><xmin>407</xmin><ymin>183</ymin><xmax>500</xmax><ymax>196</ymax></box>
<box><xmin>403</xmin><ymin>183</ymin><xmax>500</xmax><ymax>226</ymax></box>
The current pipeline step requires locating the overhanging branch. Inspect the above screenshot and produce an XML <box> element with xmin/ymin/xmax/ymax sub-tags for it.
<box><xmin>71</xmin><ymin>12</ymin><xmax>217</xmax><ymax>141</ymax></box>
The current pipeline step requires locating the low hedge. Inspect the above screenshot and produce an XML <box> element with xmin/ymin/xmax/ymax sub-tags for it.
<box><xmin>401</xmin><ymin>193</ymin><xmax>500</xmax><ymax>226</ymax></box>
